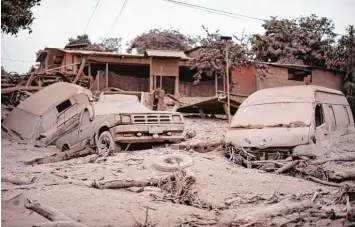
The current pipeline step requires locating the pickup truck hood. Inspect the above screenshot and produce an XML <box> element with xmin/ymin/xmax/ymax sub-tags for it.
<box><xmin>224</xmin><ymin>127</ymin><xmax>310</xmax><ymax>148</ymax></box>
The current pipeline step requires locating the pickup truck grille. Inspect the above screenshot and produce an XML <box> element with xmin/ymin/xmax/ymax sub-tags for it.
<box><xmin>132</xmin><ymin>115</ymin><xmax>172</xmax><ymax>124</ymax></box>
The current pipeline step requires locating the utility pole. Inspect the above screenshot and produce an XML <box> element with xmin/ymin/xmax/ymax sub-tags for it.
<box><xmin>221</xmin><ymin>36</ymin><xmax>232</xmax><ymax>123</ymax></box>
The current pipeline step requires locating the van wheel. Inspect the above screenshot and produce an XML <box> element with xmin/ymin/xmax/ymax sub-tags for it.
<box><xmin>97</xmin><ymin>131</ymin><xmax>120</xmax><ymax>156</ymax></box>
<box><xmin>62</xmin><ymin>144</ymin><xmax>70</xmax><ymax>152</ymax></box>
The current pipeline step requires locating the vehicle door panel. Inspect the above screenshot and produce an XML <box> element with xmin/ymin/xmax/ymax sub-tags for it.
<box><xmin>78</xmin><ymin>110</ymin><xmax>95</xmax><ymax>150</ymax></box>
<box><xmin>314</xmin><ymin>103</ymin><xmax>330</xmax><ymax>149</ymax></box>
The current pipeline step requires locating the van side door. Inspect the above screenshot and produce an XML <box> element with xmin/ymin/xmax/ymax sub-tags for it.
<box><xmin>314</xmin><ymin>102</ymin><xmax>331</xmax><ymax>149</ymax></box>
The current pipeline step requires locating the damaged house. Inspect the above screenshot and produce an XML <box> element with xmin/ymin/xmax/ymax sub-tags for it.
<box><xmin>34</xmin><ymin>44</ymin><xmax>345</xmax><ymax>116</ymax></box>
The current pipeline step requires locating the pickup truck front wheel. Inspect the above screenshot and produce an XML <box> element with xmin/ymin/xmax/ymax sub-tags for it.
<box><xmin>97</xmin><ymin>131</ymin><xmax>121</xmax><ymax>156</ymax></box>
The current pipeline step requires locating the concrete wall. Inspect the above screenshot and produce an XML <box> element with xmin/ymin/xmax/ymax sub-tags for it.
<box><xmin>231</xmin><ymin>65</ymin><xmax>256</xmax><ymax>95</ymax></box>
<box><xmin>179</xmin><ymin>80</ymin><xmax>215</xmax><ymax>97</ymax></box>
<box><xmin>255</xmin><ymin>66</ymin><xmax>305</xmax><ymax>90</ymax></box>
<box><xmin>311</xmin><ymin>69</ymin><xmax>343</xmax><ymax>90</ymax></box>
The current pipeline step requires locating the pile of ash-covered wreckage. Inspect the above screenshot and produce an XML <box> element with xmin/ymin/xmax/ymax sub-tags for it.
<box><xmin>1</xmin><ymin>50</ymin><xmax>355</xmax><ymax>226</ymax></box>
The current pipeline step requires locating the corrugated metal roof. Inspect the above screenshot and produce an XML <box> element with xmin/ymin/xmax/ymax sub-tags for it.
<box><xmin>145</xmin><ymin>50</ymin><xmax>191</xmax><ymax>59</ymax></box>
<box><xmin>57</xmin><ymin>48</ymin><xmax>144</xmax><ymax>58</ymax></box>
<box><xmin>17</xmin><ymin>82</ymin><xmax>92</xmax><ymax>116</ymax></box>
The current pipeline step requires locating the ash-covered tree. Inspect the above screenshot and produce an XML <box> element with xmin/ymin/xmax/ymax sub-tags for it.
<box><xmin>327</xmin><ymin>25</ymin><xmax>355</xmax><ymax>118</ymax></box>
<box><xmin>1</xmin><ymin>66</ymin><xmax>9</xmax><ymax>76</ymax></box>
<box><xmin>99</xmin><ymin>37</ymin><xmax>122</xmax><ymax>52</ymax></box>
<box><xmin>1</xmin><ymin>0</ymin><xmax>41</xmax><ymax>35</ymax></box>
<box><xmin>127</xmin><ymin>28</ymin><xmax>196</xmax><ymax>53</ymax></box>
<box><xmin>68</xmin><ymin>34</ymin><xmax>91</xmax><ymax>45</ymax></box>
<box><xmin>190</xmin><ymin>26</ymin><xmax>250</xmax><ymax>82</ymax></box>
<box><xmin>251</xmin><ymin>14</ymin><xmax>336</xmax><ymax>67</ymax></box>
<box><xmin>67</xmin><ymin>35</ymin><xmax>121</xmax><ymax>52</ymax></box>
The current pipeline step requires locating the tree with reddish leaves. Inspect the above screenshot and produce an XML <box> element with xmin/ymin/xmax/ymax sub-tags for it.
<box><xmin>126</xmin><ymin>28</ymin><xmax>196</xmax><ymax>54</ymax></box>
<box><xmin>190</xmin><ymin>26</ymin><xmax>250</xmax><ymax>82</ymax></box>
<box><xmin>251</xmin><ymin>14</ymin><xmax>336</xmax><ymax>67</ymax></box>
<box><xmin>327</xmin><ymin>26</ymin><xmax>355</xmax><ymax>118</ymax></box>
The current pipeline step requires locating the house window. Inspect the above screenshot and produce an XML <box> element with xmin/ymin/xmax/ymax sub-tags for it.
<box><xmin>287</xmin><ymin>68</ymin><xmax>311</xmax><ymax>82</ymax></box>
<box><xmin>315</xmin><ymin>103</ymin><xmax>324</xmax><ymax>127</ymax></box>
<box><xmin>56</xmin><ymin>99</ymin><xmax>72</xmax><ymax>113</ymax></box>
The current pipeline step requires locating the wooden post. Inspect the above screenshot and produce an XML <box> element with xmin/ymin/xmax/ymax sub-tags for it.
<box><xmin>88</xmin><ymin>64</ymin><xmax>91</xmax><ymax>78</ymax></box>
<box><xmin>105</xmin><ymin>63</ymin><xmax>109</xmax><ymax>88</ymax></box>
<box><xmin>149</xmin><ymin>58</ymin><xmax>154</xmax><ymax>93</ymax></box>
<box><xmin>215</xmin><ymin>74</ymin><xmax>218</xmax><ymax>96</ymax></box>
<box><xmin>175</xmin><ymin>75</ymin><xmax>180</xmax><ymax>96</ymax></box>
<box><xmin>159</xmin><ymin>76</ymin><xmax>162</xmax><ymax>89</ymax></box>
<box><xmin>96</xmin><ymin>71</ymin><xmax>100</xmax><ymax>91</ymax></box>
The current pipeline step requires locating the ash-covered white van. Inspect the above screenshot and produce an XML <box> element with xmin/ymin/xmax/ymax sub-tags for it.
<box><xmin>224</xmin><ymin>85</ymin><xmax>355</xmax><ymax>158</ymax></box>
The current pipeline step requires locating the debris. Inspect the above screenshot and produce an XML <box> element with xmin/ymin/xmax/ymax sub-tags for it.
<box><xmin>275</xmin><ymin>160</ymin><xmax>300</xmax><ymax>174</ymax></box>
<box><xmin>130</xmin><ymin>207</ymin><xmax>157</xmax><ymax>227</ymax></box>
<box><xmin>1</xmin><ymin>193</ymin><xmax>26</xmax><ymax>210</ymax></box>
<box><xmin>32</xmin><ymin>221</ymin><xmax>89</xmax><ymax>227</ymax></box>
<box><xmin>307</xmin><ymin>176</ymin><xmax>342</xmax><ymax>187</ymax></box>
<box><xmin>184</xmin><ymin>130</ymin><xmax>197</xmax><ymax>140</ymax></box>
<box><xmin>232</xmin><ymin>196</ymin><xmax>318</xmax><ymax>224</ymax></box>
<box><xmin>24</xmin><ymin>147</ymin><xmax>95</xmax><ymax>165</ymax></box>
<box><xmin>171</xmin><ymin>140</ymin><xmax>221</xmax><ymax>153</ymax></box>
<box><xmin>1</xmin><ymin>174</ymin><xmax>37</xmax><ymax>185</ymax></box>
<box><xmin>25</xmin><ymin>198</ymin><xmax>89</xmax><ymax>227</ymax></box>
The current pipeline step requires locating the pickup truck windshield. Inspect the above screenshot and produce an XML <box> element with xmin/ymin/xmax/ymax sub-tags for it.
<box><xmin>230</xmin><ymin>103</ymin><xmax>313</xmax><ymax>129</ymax></box>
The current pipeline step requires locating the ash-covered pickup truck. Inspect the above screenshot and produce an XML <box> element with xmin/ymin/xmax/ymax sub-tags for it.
<box><xmin>55</xmin><ymin>101</ymin><xmax>185</xmax><ymax>154</ymax></box>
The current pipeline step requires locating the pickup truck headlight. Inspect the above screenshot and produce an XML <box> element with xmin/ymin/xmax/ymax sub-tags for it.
<box><xmin>121</xmin><ymin>115</ymin><xmax>131</xmax><ymax>124</ymax></box>
<box><xmin>172</xmin><ymin>115</ymin><xmax>182</xmax><ymax>123</ymax></box>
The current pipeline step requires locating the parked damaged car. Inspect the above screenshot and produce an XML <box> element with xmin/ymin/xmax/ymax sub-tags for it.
<box><xmin>55</xmin><ymin>101</ymin><xmax>185</xmax><ymax>154</ymax></box>
<box><xmin>224</xmin><ymin>85</ymin><xmax>355</xmax><ymax>159</ymax></box>
<box><xmin>2</xmin><ymin>82</ymin><xmax>93</xmax><ymax>145</ymax></box>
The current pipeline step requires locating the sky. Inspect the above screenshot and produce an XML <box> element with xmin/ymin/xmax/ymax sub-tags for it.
<box><xmin>1</xmin><ymin>0</ymin><xmax>355</xmax><ymax>73</ymax></box>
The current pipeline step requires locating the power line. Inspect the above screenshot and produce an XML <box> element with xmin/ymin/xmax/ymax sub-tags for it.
<box><xmin>107</xmin><ymin>0</ymin><xmax>129</xmax><ymax>38</ymax></box>
<box><xmin>1</xmin><ymin>58</ymin><xmax>36</xmax><ymax>63</ymax></box>
<box><xmin>83</xmin><ymin>0</ymin><xmax>101</xmax><ymax>34</ymax></box>
<box><xmin>161</xmin><ymin>0</ymin><xmax>264</xmax><ymax>24</ymax></box>
<box><xmin>1</xmin><ymin>44</ymin><xmax>14</xmax><ymax>63</ymax></box>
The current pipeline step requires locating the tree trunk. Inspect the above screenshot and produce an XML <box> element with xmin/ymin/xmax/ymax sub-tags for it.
<box><xmin>25</xmin><ymin>147</ymin><xmax>94</xmax><ymax>165</ymax></box>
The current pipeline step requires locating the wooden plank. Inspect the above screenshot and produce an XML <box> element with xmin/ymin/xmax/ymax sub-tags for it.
<box><xmin>72</xmin><ymin>58</ymin><xmax>86</xmax><ymax>84</ymax></box>
<box><xmin>1</xmin><ymin>86</ymin><xmax>41</xmax><ymax>94</ymax></box>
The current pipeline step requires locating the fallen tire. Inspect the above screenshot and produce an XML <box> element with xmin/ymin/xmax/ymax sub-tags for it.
<box><xmin>153</xmin><ymin>153</ymin><xmax>194</xmax><ymax>172</ymax></box>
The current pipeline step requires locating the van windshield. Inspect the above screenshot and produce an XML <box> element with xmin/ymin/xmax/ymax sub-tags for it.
<box><xmin>230</xmin><ymin>103</ymin><xmax>313</xmax><ymax>129</ymax></box>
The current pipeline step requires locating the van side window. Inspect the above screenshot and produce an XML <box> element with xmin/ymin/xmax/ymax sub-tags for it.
<box><xmin>315</xmin><ymin>104</ymin><xmax>324</xmax><ymax>127</ymax></box>
<box><xmin>56</xmin><ymin>99</ymin><xmax>72</xmax><ymax>113</ymax></box>
<box><xmin>328</xmin><ymin>105</ymin><xmax>337</xmax><ymax>129</ymax></box>
<box><xmin>344</xmin><ymin>106</ymin><xmax>351</xmax><ymax>125</ymax></box>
